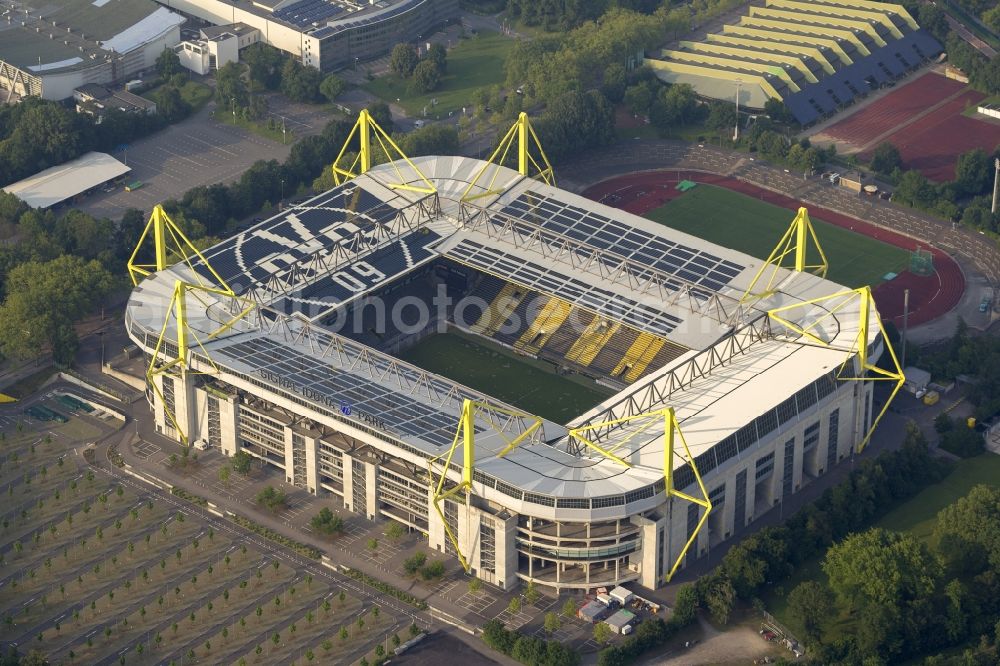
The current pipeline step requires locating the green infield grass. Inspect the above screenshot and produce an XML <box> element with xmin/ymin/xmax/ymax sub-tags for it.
<box><xmin>399</xmin><ymin>330</ymin><xmax>612</xmax><ymax>423</ymax></box>
<box><xmin>644</xmin><ymin>185</ymin><xmax>910</xmax><ymax>288</ymax></box>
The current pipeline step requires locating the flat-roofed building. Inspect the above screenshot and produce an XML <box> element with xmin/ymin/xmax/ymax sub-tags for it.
<box><xmin>0</xmin><ymin>0</ymin><xmax>185</xmax><ymax>101</ymax></box>
<box><xmin>3</xmin><ymin>151</ymin><xmax>131</xmax><ymax>209</ymax></box>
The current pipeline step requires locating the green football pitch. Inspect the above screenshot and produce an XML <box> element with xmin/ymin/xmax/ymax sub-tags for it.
<box><xmin>643</xmin><ymin>185</ymin><xmax>910</xmax><ymax>288</ymax></box>
<box><xmin>399</xmin><ymin>331</ymin><xmax>613</xmax><ymax>423</ymax></box>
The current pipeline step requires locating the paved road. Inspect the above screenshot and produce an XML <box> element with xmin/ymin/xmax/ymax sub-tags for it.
<box><xmin>945</xmin><ymin>13</ymin><xmax>997</xmax><ymax>59</ymax></box>
<box><xmin>78</xmin><ymin>105</ymin><xmax>292</xmax><ymax>221</ymax></box>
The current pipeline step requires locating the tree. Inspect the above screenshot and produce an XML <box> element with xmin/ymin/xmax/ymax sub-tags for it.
<box><xmin>894</xmin><ymin>169</ymin><xmax>935</xmax><ymax>208</ymax></box>
<box><xmin>705</xmin><ymin>577</ymin><xmax>736</xmax><ymax>625</ymax></box>
<box><xmin>593</xmin><ymin>621</ymin><xmax>613</xmax><ymax>644</ymax></box>
<box><xmin>0</xmin><ymin>256</ymin><xmax>114</xmax><ymax>363</ymax></box>
<box><xmin>215</xmin><ymin>62</ymin><xmax>248</xmax><ymax>108</ymax></box>
<box><xmin>561</xmin><ymin>599</ymin><xmax>577</xmax><ymax>618</ymax></box>
<box><xmin>156</xmin><ymin>48</ymin><xmax>183</xmax><ymax>80</ymax></box>
<box><xmin>524</xmin><ymin>580</ymin><xmax>540</xmax><ymax>605</ymax></box>
<box><xmin>310</xmin><ymin>508</ymin><xmax>344</xmax><ymax>535</ymax></box>
<box><xmin>255</xmin><ymin>486</ymin><xmax>287</xmax><ymax>512</ymax></box>
<box><xmin>623</xmin><ymin>81</ymin><xmax>655</xmax><ymax>116</ymax></box>
<box><xmin>319</xmin><ymin>75</ymin><xmax>345</xmax><ymax>103</ymax></box>
<box><xmin>955</xmin><ymin>148</ymin><xmax>992</xmax><ymax>197</ymax></box>
<box><xmin>243</xmin><ymin>43</ymin><xmax>285</xmax><ymax>91</ymax></box>
<box><xmin>218</xmin><ymin>466</ymin><xmax>231</xmax><ymax>486</ymax></box>
<box><xmin>411</xmin><ymin>60</ymin><xmax>441</xmax><ymax>93</ymax></box>
<box><xmin>398</xmin><ymin>125</ymin><xmax>459</xmax><ymax>157</ymax></box>
<box><xmin>602</xmin><ymin>62</ymin><xmax>627</xmax><ymax>103</ymax></box>
<box><xmin>823</xmin><ymin>528</ymin><xmax>940</xmax><ymax>612</ymax></box>
<box><xmin>280</xmin><ymin>59</ymin><xmax>323</xmax><ymax>103</ymax></box>
<box><xmin>426</xmin><ymin>43</ymin><xmax>447</xmax><ymax>75</ymax></box>
<box><xmin>390</xmin><ymin>43</ymin><xmax>419</xmax><ymax>78</ymax></box>
<box><xmin>870</xmin><ymin>142</ymin><xmax>902</xmax><ymax>175</ymax></box>
<box><xmin>384</xmin><ymin>521</ymin><xmax>404</xmax><ymax>542</ymax></box>
<box><xmin>706</xmin><ymin>102</ymin><xmax>737</xmax><ymax>134</ymax></box>
<box><xmin>787</xmin><ymin>581</ymin><xmax>833</xmax><ymax>644</ymax></box>
<box><xmin>231</xmin><ymin>450</ymin><xmax>253</xmax><ymax>475</ymax></box>
<box><xmin>544</xmin><ymin>611</ymin><xmax>561</xmax><ymax>634</ymax></box>
<box><xmin>673</xmin><ymin>584</ymin><xmax>699</xmax><ymax>626</ymax></box>
<box><xmin>508</xmin><ymin>596</ymin><xmax>521</xmax><ymax>614</ymax></box>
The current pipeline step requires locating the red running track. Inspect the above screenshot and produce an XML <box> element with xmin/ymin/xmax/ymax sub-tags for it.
<box><xmin>582</xmin><ymin>172</ymin><xmax>965</xmax><ymax>327</ymax></box>
<box><xmin>861</xmin><ymin>90</ymin><xmax>1000</xmax><ymax>182</ymax></box>
<box><xmin>823</xmin><ymin>73</ymin><xmax>965</xmax><ymax>146</ymax></box>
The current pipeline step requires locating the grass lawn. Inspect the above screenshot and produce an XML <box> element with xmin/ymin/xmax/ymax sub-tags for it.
<box><xmin>644</xmin><ymin>185</ymin><xmax>910</xmax><ymax>288</ymax></box>
<box><xmin>146</xmin><ymin>80</ymin><xmax>213</xmax><ymax>112</ymax></box>
<box><xmin>363</xmin><ymin>31</ymin><xmax>516</xmax><ymax>117</ymax></box>
<box><xmin>398</xmin><ymin>331</ymin><xmax>612</xmax><ymax>423</ymax></box>
<box><xmin>764</xmin><ymin>453</ymin><xmax>1000</xmax><ymax>643</ymax></box>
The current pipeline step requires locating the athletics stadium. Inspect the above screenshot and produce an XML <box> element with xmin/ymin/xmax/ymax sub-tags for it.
<box><xmin>124</xmin><ymin>113</ymin><xmax>903</xmax><ymax>591</ymax></box>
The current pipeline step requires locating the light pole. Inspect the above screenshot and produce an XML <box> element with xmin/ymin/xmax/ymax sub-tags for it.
<box><xmin>281</xmin><ymin>116</ymin><xmax>286</xmax><ymax>145</ymax></box>
<box><xmin>992</xmin><ymin>157</ymin><xmax>999</xmax><ymax>214</ymax></box>
<box><xmin>280</xmin><ymin>179</ymin><xmax>284</xmax><ymax>209</ymax></box>
<box><xmin>231</xmin><ymin>97</ymin><xmax>236</xmax><ymax>125</ymax></box>
<box><xmin>733</xmin><ymin>79</ymin><xmax>741</xmax><ymax>142</ymax></box>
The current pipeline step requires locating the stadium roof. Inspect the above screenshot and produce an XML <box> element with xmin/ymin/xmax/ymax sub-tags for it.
<box><xmin>126</xmin><ymin>156</ymin><xmax>881</xmax><ymax>510</ymax></box>
<box><xmin>644</xmin><ymin>0</ymin><xmax>942</xmax><ymax>125</ymax></box>
<box><xmin>0</xmin><ymin>0</ymin><xmax>183</xmax><ymax>75</ymax></box>
<box><xmin>3</xmin><ymin>151</ymin><xmax>130</xmax><ymax>209</ymax></box>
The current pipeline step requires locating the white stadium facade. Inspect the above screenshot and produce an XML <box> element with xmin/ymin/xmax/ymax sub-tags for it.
<box><xmin>125</xmin><ymin>142</ymin><xmax>899</xmax><ymax>591</ymax></box>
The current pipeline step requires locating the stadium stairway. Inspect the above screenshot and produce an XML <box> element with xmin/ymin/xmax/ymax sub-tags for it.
<box><xmin>544</xmin><ymin>309</ymin><xmax>595</xmax><ymax>357</ymax></box>
<box><xmin>614</xmin><ymin>332</ymin><xmax>668</xmax><ymax>383</ymax></box>
<box><xmin>514</xmin><ymin>296</ymin><xmax>574</xmax><ymax>354</ymax></box>
<box><xmin>471</xmin><ymin>283</ymin><xmax>528</xmax><ymax>336</ymax></box>
<box><xmin>565</xmin><ymin>319</ymin><xmax>621</xmax><ymax>367</ymax></box>
<box><xmin>591</xmin><ymin>326</ymin><xmax>641</xmax><ymax>377</ymax></box>
<box><xmin>493</xmin><ymin>291</ymin><xmax>542</xmax><ymax>346</ymax></box>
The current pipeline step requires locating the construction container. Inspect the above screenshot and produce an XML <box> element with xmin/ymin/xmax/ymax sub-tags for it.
<box><xmin>923</xmin><ymin>390</ymin><xmax>940</xmax><ymax>406</ymax></box>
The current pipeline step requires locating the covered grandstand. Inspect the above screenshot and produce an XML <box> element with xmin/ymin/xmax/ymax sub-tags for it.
<box><xmin>125</xmin><ymin>132</ymin><xmax>902</xmax><ymax>591</ymax></box>
<box><xmin>645</xmin><ymin>0</ymin><xmax>943</xmax><ymax>125</ymax></box>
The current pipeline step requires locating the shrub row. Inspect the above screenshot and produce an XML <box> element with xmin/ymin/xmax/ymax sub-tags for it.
<box><xmin>228</xmin><ymin>514</ymin><xmax>323</xmax><ymax>560</ymax></box>
<box><xmin>343</xmin><ymin>567</ymin><xmax>428</xmax><ymax>610</ymax></box>
<box><xmin>169</xmin><ymin>486</ymin><xmax>208</xmax><ymax>507</ymax></box>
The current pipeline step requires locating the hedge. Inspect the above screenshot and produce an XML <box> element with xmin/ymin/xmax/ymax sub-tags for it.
<box><xmin>343</xmin><ymin>567</ymin><xmax>428</xmax><ymax>610</ymax></box>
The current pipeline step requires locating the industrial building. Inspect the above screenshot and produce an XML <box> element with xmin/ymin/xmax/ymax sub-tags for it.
<box><xmin>0</xmin><ymin>0</ymin><xmax>185</xmax><ymax>101</ymax></box>
<box><xmin>645</xmin><ymin>0</ymin><xmax>943</xmax><ymax>125</ymax></box>
<box><xmin>125</xmin><ymin>115</ymin><xmax>902</xmax><ymax>592</ymax></box>
<box><xmin>156</xmin><ymin>0</ymin><xmax>458</xmax><ymax>72</ymax></box>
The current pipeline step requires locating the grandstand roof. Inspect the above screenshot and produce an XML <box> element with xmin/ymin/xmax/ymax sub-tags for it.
<box><xmin>0</xmin><ymin>0</ymin><xmax>183</xmax><ymax>75</ymax></box>
<box><xmin>3</xmin><ymin>151</ymin><xmax>130</xmax><ymax>209</ymax></box>
<box><xmin>645</xmin><ymin>0</ymin><xmax>942</xmax><ymax>125</ymax></box>
<box><xmin>126</xmin><ymin>156</ymin><xmax>881</xmax><ymax>510</ymax></box>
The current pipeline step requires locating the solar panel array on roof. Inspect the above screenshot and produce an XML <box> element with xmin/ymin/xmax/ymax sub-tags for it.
<box><xmin>498</xmin><ymin>191</ymin><xmax>745</xmax><ymax>293</ymax></box>
<box><xmin>273</xmin><ymin>0</ymin><xmax>343</xmax><ymax>27</ymax></box>
<box><xmin>216</xmin><ymin>337</ymin><xmax>482</xmax><ymax>447</ymax></box>
<box><xmin>325</xmin><ymin>0</ymin><xmax>419</xmax><ymax>36</ymax></box>
<box><xmin>446</xmin><ymin>238</ymin><xmax>683</xmax><ymax>337</ymax></box>
<box><xmin>270</xmin><ymin>230</ymin><xmax>442</xmax><ymax>316</ymax></box>
<box><xmin>195</xmin><ymin>184</ymin><xmax>401</xmax><ymax>292</ymax></box>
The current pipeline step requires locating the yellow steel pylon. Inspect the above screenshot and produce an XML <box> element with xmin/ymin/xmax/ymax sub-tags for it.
<box><xmin>768</xmin><ymin>286</ymin><xmax>905</xmax><ymax>452</ymax></box>
<box><xmin>127</xmin><ymin>204</ymin><xmax>231</xmax><ymax>290</ymax></box>
<box><xmin>461</xmin><ymin>112</ymin><xmax>555</xmax><ymax>202</ymax></box>
<box><xmin>427</xmin><ymin>400</ymin><xmax>543</xmax><ymax>572</ymax></box>
<box><xmin>331</xmin><ymin>109</ymin><xmax>436</xmax><ymax>194</ymax></box>
<box><xmin>147</xmin><ymin>280</ymin><xmax>257</xmax><ymax>445</ymax></box>
<box><xmin>741</xmin><ymin>207</ymin><xmax>828</xmax><ymax>303</ymax></box>
<box><xmin>568</xmin><ymin>408</ymin><xmax>711</xmax><ymax>582</ymax></box>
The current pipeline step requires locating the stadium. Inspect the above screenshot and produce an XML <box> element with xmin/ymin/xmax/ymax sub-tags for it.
<box><xmin>124</xmin><ymin>113</ymin><xmax>903</xmax><ymax>592</ymax></box>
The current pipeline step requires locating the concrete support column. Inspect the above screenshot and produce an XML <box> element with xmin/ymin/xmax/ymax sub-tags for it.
<box><xmin>365</xmin><ymin>463</ymin><xmax>377</xmax><ymax>520</ymax></box>
<box><xmin>342</xmin><ymin>451</ymin><xmax>355</xmax><ymax>513</ymax></box>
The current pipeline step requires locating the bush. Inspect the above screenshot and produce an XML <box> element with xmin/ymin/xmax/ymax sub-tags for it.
<box><xmin>228</xmin><ymin>515</ymin><xmax>321</xmax><ymax>560</ymax></box>
<box><xmin>310</xmin><ymin>508</ymin><xmax>344</xmax><ymax>535</ymax></box>
<box><xmin>343</xmin><ymin>568</ymin><xmax>427</xmax><ymax>610</ymax></box>
<box><xmin>940</xmin><ymin>427</ymin><xmax>985</xmax><ymax>458</ymax></box>
<box><xmin>419</xmin><ymin>560</ymin><xmax>445</xmax><ymax>581</ymax></box>
<box><xmin>169</xmin><ymin>487</ymin><xmax>208</xmax><ymax>507</ymax></box>
<box><xmin>256</xmin><ymin>486</ymin><xmax>287</xmax><ymax>512</ymax></box>
<box><xmin>403</xmin><ymin>552</ymin><xmax>427</xmax><ymax>575</ymax></box>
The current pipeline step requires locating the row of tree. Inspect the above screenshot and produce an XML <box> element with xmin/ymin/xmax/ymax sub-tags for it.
<box><xmin>481</xmin><ymin>618</ymin><xmax>580</xmax><ymax>666</ymax></box>
<box><xmin>222</xmin><ymin>44</ymin><xmax>345</xmax><ymax>108</ymax></box>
